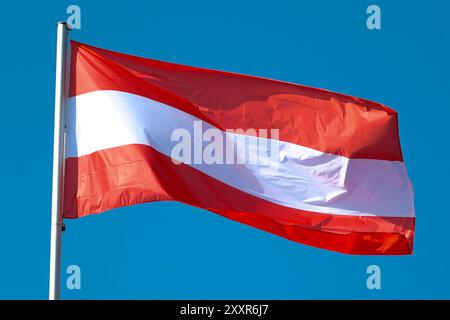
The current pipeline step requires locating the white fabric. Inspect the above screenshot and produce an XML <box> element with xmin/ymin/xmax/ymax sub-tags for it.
<box><xmin>65</xmin><ymin>90</ymin><xmax>415</xmax><ymax>217</ymax></box>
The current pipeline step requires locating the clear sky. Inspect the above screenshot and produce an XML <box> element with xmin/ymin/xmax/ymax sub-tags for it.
<box><xmin>0</xmin><ymin>0</ymin><xmax>449</xmax><ymax>299</ymax></box>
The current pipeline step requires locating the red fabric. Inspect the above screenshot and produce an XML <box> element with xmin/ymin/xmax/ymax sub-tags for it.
<box><xmin>70</xmin><ymin>41</ymin><xmax>403</xmax><ymax>161</ymax></box>
<box><xmin>65</xmin><ymin>41</ymin><xmax>414</xmax><ymax>254</ymax></box>
<box><xmin>63</xmin><ymin>143</ymin><xmax>414</xmax><ymax>255</ymax></box>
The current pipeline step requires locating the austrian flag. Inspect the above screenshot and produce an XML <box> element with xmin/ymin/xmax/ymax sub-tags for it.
<box><xmin>63</xmin><ymin>41</ymin><xmax>415</xmax><ymax>255</ymax></box>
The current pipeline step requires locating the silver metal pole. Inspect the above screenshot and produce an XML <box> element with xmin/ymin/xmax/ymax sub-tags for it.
<box><xmin>49</xmin><ymin>21</ymin><xmax>69</xmax><ymax>300</ymax></box>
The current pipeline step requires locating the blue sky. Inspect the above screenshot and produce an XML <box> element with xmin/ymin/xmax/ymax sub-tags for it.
<box><xmin>0</xmin><ymin>0</ymin><xmax>449</xmax><ymax>299</ymax></box>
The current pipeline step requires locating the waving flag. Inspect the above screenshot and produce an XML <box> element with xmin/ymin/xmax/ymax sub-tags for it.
<box><xmin>63</xmin><ymin>41</ymin><xmax>415</xmax><ymax>255</ymax></box>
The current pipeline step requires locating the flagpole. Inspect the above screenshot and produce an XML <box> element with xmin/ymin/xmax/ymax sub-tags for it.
<box><xmin>49</xmin><ymin>21</ymin><xmax>70</xmax><ymax>300</ymax></box>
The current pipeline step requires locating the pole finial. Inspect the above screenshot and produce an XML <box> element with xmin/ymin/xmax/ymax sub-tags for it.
<box><xmin>56</xmin><ymin>21</ymin><xmax>73</xmax><ymax>31</ymax></box>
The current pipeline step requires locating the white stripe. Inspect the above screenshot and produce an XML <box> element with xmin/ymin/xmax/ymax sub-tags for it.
<box><xmin>65</xmin><ymin>90</ymin><xmax>415</xmax><ymax>217</ymax></box>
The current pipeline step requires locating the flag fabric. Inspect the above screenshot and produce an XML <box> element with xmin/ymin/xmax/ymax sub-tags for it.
<box><xmin>63</xmin><ymin>41</ymin><xmax>415</xmax><ymax>255</ymax></box>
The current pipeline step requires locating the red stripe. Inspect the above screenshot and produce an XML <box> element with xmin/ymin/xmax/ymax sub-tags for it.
<box><xmin>63</xmin><ymin>144</ymin><xmax>414</xmax><ymax>255</ymax></box>
<box><xmin>69</xmin><ymin>41</ymin><xmax>403</xmax><ymax>162</ymax></box>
